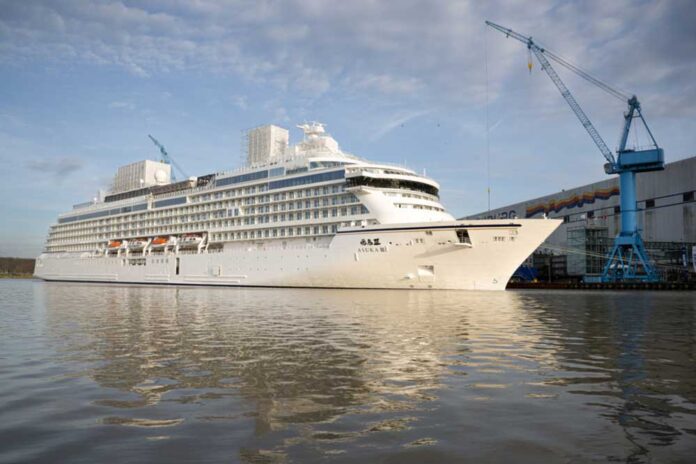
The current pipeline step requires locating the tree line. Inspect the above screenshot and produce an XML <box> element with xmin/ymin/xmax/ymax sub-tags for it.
<box><xmin>0</xmin><ymin>258</ymin><xmax>35</xmax><ymax>276</ymax></box>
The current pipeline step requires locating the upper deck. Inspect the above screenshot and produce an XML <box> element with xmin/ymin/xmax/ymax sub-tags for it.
<box><xmin>45</xmin><ymin>123</ymin><xmax>451</xmax><ymax>253</ymax></box>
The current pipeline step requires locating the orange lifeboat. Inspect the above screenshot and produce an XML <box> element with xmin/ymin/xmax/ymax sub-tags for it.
<box><xmin>152</xmin><ymin>236</ymin><xmax>169</xmax><ymax>246</ymax></box>
<box><xmin>107</xmin><ymin>240</ymin><xmax>122</xmax><ymax>249</ymax></box>
<box><xmin>151</xmin><ymin>236</ymin><xmax>174</xmax><ymax>249</ymax></box>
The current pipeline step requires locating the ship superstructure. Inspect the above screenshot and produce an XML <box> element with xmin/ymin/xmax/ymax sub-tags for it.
<box><xmin>35</xmin><ymin>123</ymin><xmax>560</xmax><ymax>290</ymax></box>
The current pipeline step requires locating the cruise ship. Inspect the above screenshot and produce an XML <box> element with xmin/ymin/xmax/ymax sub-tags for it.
<box><xmin>34</xmin><ymin>123</ymin><xmax>560</xmax><ymax>290</ymax></box>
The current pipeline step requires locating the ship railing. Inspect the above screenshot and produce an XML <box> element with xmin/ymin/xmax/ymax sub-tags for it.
<box><xmin>149</xmin><ymin>183</ymin><xmax>214</xmax><ymax>201</ymax></box>
<box><xmin>72</xmin><ymin>201</ymin><xmax>96</xmax><ymax>210</ymax></box>
<box><xmin>367</xmin><ymin>160</ymin><xmax>414</xmax><ymax>171</ymax></box>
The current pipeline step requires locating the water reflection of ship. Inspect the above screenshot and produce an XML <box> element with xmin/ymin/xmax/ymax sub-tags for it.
<box><xmin>35</xmin><ymin>284</ymin><xmax>696</xmax><ymax>461</ymax></box>
<box><xmin>40</xmin><ymin>284</ymin><xmax>479</xmax><ymax>438</ymax></box>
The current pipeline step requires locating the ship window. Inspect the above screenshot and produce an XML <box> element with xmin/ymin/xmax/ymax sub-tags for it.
<box><xmin>456</xmin><ymin>229</ymin><xmax>471</xmax><ymax>244</ymax></box>
<box><xmin>269</xmin><ymin>167</ymin><xmax>285</xmax><ymax>177</ymax></box>
<box><xmin>345</xmin><ymin>176</ymin><xmax>439</xmax><ymax>197</ymax></box>
<box><xmin>645</xmin><ymin>199</ymin><xmax>655</xmax><ymax>209</ymax></box>
<box><xmin>684</xmin><ymin>191</ymin><xmax>694</xmax><ymax>202</ymax></box>
<box><xmin>287</xmin><ymin>166</ymin><xmax>309</xmax><ymax>175</ymax></box>
<box><xmin>310</xmin><ymin>161</ymin><xmax>346</xmax><ymax>169</ymax></box>
<box><xmin>268</xmin><ymin>170</ymin><xmax>345</xmax><ymax>190</ymax></box>
<box><xmin>215</xmin><ymin>170</ymin><xmax>269</xmax><ymax>187</ymax></box>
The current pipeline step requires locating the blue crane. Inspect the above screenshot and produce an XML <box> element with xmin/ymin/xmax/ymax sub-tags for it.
<box><xmin>148</xmin><ymin>134</ymin><xmax>189</xmax><ymax>182</ymax></box>
<box><xmin>486</xmin><ymin>21</ymin><xmax>664</xmax><ymax>282</ymax></box>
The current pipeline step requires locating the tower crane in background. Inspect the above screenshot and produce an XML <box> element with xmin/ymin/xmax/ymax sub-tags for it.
<box><xmin>148</xmin><ymin>134</ymin><xmax>189</xmax><ymax>182</ymax></box>
<box><xmin>486</xmin><ymin>21</ymin><xmax>665</xmax><ymax>283</ymax></box>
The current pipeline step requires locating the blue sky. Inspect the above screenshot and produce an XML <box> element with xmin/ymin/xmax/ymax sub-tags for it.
<box><xmin>1</xmin><ymin>0</ymin><xmax>695</xmax><ymax>257</ymax></box>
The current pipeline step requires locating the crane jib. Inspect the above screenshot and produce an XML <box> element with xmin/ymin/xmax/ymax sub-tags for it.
<box><xmin>485</xmin><ymin>20</ymin><xmax>665</xmax><ymax>283</ymax></box>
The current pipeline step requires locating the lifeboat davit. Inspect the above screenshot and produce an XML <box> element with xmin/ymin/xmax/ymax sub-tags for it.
<box><xmin>128</xmin><ymin>239</ymin><xmax>147</xmax><ymax>250</ymax></box>
<box><xmin>179</xmin><ymin>234</ymin><xmax>203</xmax><ymax>248</ymax></box>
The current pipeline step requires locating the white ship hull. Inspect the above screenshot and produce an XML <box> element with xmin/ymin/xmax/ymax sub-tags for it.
<box><xmin>35</xmin><ymin>219</ymin><xmax>560</xmax><ymax>291</ymax></box>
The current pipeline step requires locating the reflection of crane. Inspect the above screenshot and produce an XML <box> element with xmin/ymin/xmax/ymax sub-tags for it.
<box><xmin>486</xmin><ymin>21</ymin><xmax>664</xmax><ymax>283</ymax></box>
<box><xmin>148</xmin><ymin>134</ymin><xmax>188</xmax><ymax>182</ymax></box>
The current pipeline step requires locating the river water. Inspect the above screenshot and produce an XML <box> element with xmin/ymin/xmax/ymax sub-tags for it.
<box><xmin>1</xmin><ymin>279</ymin><xmax>695</xmax><ymax>463</ymax></box>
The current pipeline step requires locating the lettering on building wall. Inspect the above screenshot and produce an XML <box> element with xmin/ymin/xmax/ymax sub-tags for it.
<box><xmin>485</xmin><ymin>210</ymin><xmax>518</xmax><ymax>219</ymax></box>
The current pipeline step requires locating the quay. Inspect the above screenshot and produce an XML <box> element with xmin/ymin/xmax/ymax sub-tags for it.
<box><xmin>507</xmin><ymin>281</ymin><xmax>696</xmax><ymax>291</ymax></box>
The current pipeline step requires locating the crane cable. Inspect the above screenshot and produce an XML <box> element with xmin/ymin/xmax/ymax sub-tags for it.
<box><xmin>538</xmin><ymin>47</ymin><xmax>631</xmax><ymax>102</ymax></box>
<box><xmin>485</xmin><ymin>25</ymin><xmax>491</xmax><ymax>212</ymax></box>
<box><xmin>484</xmin><ymin>21</ymin><xmax>632</xmax><ymax>103</ymax></box>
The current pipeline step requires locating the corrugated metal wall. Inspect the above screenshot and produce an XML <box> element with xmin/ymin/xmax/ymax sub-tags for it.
<box><xmin>467</xmin><ymin>156</ymin><xmax>696</xmax><ymax>251</ymax></box>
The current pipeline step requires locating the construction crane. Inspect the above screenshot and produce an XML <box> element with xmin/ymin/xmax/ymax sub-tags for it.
<box><xmin>485</xmin><ymin>21</ymin><xmax>665</xmax><ymax>283</ymax></box>
<box><xmin>147</xmin><ymin>134</ymin><xmax>189</xmax><ymax>182</ymax></box>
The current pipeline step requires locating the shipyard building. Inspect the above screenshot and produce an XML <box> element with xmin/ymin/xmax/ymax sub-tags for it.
<box><xmin>467</xmin><ymin>156</ymin><xmax>696</xmax><ymax>280</ymax></box>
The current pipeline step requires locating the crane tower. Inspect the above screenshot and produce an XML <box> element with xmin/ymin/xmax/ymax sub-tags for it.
<box><xmin>486</xmin><ymin>21</ymin><xmax>664</xmax><ymax>282</ymax></box>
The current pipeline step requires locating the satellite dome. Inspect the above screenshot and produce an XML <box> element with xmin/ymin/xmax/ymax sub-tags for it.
<box><xmin>154</xmin><ymin>169</ymin><xmax>168</xmax><ymax>183</ymax></box>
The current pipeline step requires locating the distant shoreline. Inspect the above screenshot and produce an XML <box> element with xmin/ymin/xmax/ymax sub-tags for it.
<box><xmin>0</xmin><ymin>258</ymin><xmax>35</xmax><ymax>278</ymax></box>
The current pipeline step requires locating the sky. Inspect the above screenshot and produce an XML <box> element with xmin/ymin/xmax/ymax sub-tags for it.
<box><xmin>1</xmin><ymin>0</ymin><xmax>695</xmax><ymax>257</ymax></box>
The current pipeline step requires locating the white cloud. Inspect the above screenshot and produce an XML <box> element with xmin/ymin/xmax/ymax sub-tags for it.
<box><xmin>346</xmin><ymin>74</ymin><xmax>422</xmax><ymax>95</ymax></box>
<box><xmin>1</xmin><ymin>0</ymin><xmax>693</xmax><ymax>112</ymax></box>
<box><xmin>229</xmin><ymin>95</ymin><xmax>248</xmax><ymax>110</ymax></box>
<box><xmin>108</xmin><ymin>100</ymin><xmax>136</xmax><ymax>110</ymax></box>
